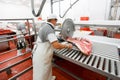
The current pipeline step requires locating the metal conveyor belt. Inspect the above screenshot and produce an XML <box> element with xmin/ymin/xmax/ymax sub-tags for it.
<box><xmin>54</xmin><ymin>42</ymin><xmax>120</xmax><ymax>80</ymax></box>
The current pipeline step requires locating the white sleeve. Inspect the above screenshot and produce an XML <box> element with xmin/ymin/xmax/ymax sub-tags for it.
<box><xmin>47</xmin><ymin>33</ymin><xmax>58</xmax><ymax>43</ymax></box>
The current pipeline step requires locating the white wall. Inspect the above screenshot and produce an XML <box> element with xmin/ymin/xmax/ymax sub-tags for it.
<box><xmin>51</xmin><ymin>0</ymin><xmax>111</xmax><ymax>22</ymax></box>
<box><xmin>0</xmin><ymin>0</ymin><xmax>111</xmax><ymax>21</ymax></box>
<box><xmin>0</xmin><ymin>3</ymin><xmax>34</xmax><ymax>19</ymax></box>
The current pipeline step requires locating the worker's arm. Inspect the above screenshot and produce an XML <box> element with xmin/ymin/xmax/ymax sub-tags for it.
<box><xmin>51</xmin><ymin>41</ymin><xmax>72</xmax><ymax>49</ymax></box>
<box><xmin>47</xmin><ymin>33</ymin><xmax>72</xmax><ymax>49</ymax></box>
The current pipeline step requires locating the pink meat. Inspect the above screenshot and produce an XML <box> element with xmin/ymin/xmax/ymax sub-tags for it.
<box><xmin>67</xmin><ymin>38</ymin><xmax>92</xmax><ymax>55</ymax></box>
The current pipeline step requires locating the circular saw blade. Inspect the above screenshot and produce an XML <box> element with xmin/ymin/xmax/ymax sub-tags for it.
<box><xmin>61</xmin><ymin>18</ymin><xmax>75</xmax><ymax>39</ymax></box>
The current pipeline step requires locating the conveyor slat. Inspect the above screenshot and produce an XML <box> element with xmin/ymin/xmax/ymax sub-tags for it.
<box><xmin>62</xmin><ymin>49</ymin><xmax>72</xmax><ymax>56</ymax></box>
<box><xmin>111</xmin><ymin>60</ymin><xmax>115</xmax><ymax>75</ymax></box>
<box><xmin>65</xmin><ymin>50</ymin><xmax>75</xmax><ymax>57</ymax></box>
<box><xmin>83</xmin><ymin>55</ymin><xmax>91</xmax><ymax>64</ymax></box>
<box><xmin>54</xmin><ymin>49</ymin><xmax>58</xmax><ymax>53</ymax></box>
<box><xmin>54</xmin><ymin>42</ymin><xmax>120</xmax><ymax>80</ymax></box>
<box><xmin>58</xmin><ymin>49</ymin><xmax>69</xmax><ymax>55</ymax></box>
<box><xmin>57</xmin><ymin>49</ymin><xmax>68</xmax><ymax>54</ymax></box>
<box><xmin>116</xmin><ymin>62</ymin><xmax>120</xmax><ymax>77</ymax></box>
<box><xmin>56</xmin><ymin>49</ymin><xmax>64</xmax><ymax>52</ymax></box>
<box><xmin>98</xmin><ymin>58</ymin><xmax>104</xmax><ymax>70</ymax></box>
<box><xmin>71</xmin><ymin>51</ymin><xmax>79</xmax><ymax>60</ymax></box>
<box><xmin>93</xmin><ymin>56</ymin><xmax>99</xmax><ymax>68</ymax></box>
<box><xmin>88</xmin><ymin>55</ymin><xmax>95</xmax><ymax>66</ymax></box>
<box><xmin>79</xmin><ymin>55</ymin><xmax>86</xmax><ymax>62</ymax></box>
<box><xmin>68</xmin><ymin>50</ymin><xmax>77</xmax><ymax>58</ymax></box>
<box><xmin>54</xmin><ymin>49</ymin><xmax>63</xmax><ymax>54</ymax></box>
<box><xmin>75</xmin><ymin>53</ymin><xmax>82</xmax><ymax>61</ymax></box>
<box><xmin>104</xmin><ymin>59</ymin><xmax>109</xmax><ymax>73</ymax></box>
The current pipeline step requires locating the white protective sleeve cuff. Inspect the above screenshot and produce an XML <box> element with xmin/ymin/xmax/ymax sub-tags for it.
<box><xmin>47</xmin><ymin>33</ymin><xmax>58</xmax><ymax>43</ymax></box>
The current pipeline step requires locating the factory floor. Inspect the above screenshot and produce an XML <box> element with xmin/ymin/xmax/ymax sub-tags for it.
<box><xmin>0</xmin><ymin>40</ymin><xmax>76</xmax><ymax>80</ymax></box>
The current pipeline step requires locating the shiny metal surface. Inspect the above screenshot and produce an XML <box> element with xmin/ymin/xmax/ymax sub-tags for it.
<box><xmin>61</xmin><ymin>18</ymin><xmax>75</xmax><ymax>39</ymax></box>
<box><xmin>54</xmin><ymin>42</ymin><xmax>120</xmax><ymax>80</ymax></box>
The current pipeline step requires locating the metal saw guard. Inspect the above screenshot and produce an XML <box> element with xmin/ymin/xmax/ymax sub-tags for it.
<box><xmin>61</xmin><ymin>18</ymin><xmax>75</xmax><ymax>40</ymax></box>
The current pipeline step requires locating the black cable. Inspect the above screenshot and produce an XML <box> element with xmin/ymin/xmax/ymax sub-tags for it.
<box><xmin>59</xmin><ymin>0</ymin><xmax>79</xmax><ymax>18</ymax></box>
<box><xmin>31</xmin><ymin>0</ymin><xmax>46</xmax><ymax>17</ymax></box>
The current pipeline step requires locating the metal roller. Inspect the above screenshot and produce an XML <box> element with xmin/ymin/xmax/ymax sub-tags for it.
<box><xmin>88</xmin><ymin>55</ymin><xmax>96</xmax><ymax>66</ymax></box>
<box><xmin>98</xmin><ymin>57</ymin><xmax>104</xmax><ymax>70</ymax></box>
<box><xmin>75</xmin><ymin>52</ymin><xmax>82</xmax><ymax>61</ymax></box>
<box><xmin>71</xmin><ymin>51</ymin><xmax>80</xmax><ymax>60</ymax></box>
<box><xmin>83</xmin><ymin>55</ymin><xmax>91</xmax><ymax>64</ymax></box>
<box><xmin>67</xmin><ymin>50</ymin><xmax>77</xmax><ymax>58</ymax></box>
<box><xmin>93</xmin><ymin>56</ymin><xmax>99</xmax><ymax>68</ymax></box>
<box><xmin>79</xmin><ymin>54</ymin><xmax>86</xmax><ymax>62</ymax></box>
<box><xmin>116</xmin><ymin>62</ymin><xmax>120</xmax><ymax>77</ymax></box>
<box><xmin>104</xmin><ymin>59</ymin><xmax>109</xmax><ymax>73</ymax></box>
<box><xmin>65</xmin><ymin>50</ymin><xmax>75</xmax><ymax>57</ymax></box>
<box><xmin>54</xmin><ymin>42</ymin><xmax>120</xmax><ymax>80</ymax></box>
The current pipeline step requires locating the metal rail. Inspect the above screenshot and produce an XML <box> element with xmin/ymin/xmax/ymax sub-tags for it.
<box><xmin>0</xmin><ymin>18</ymin><xmax>36</xmax><ymax>48</ymax></box>
<box><xmin>0</xmin><ymin>43</ymin><xmax>32</xmax><ymax>56</ymax></box>
<box><xmin>74</xmin><ymin>20</ymin><xmax>120</xmax><ymax>27</ymax></box>
<box><xmin>0</xmin><ymin>34</ymin><xmax>33</xmax><ymax>42</ymax></box>
<box><xmin>0</xmin><ymin>56</ymin><xmax>31</xmax><ymax>73</ymax></box>
<box><xmin>0</xmin><ymin>48</ymin><xmax>16</xmax><ymax>56</ymax></box>
<box><xmin>0</xmin><ymin>52</ymin><xmax>31</xmax><ymax>64</ymax></box>
<box><xmin>0</xmin><ymin>33</ymin><xmax>29</xmax><ymax>39</ymax></box>
<box><xmin>0</xmin><ymin>37</ymin><xmax>19</xmax><ymax>43</ymax></box>
<box><xmin>0</xmin><ymin>18</ymin><xmax>33</xmax><ymax>21</ymax></box>
<box><xmin>0</xmin><ymin>18</ymin><xmax>34</xmax><ymax>80</ymax></box>
<box><xmin>8</xmin><ymin>66</ymin><xmax>33</xmax><ymax>80</ymax></box>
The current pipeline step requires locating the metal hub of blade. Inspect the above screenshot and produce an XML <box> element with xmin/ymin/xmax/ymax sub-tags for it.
<box><xmin>61</xmin><ymin>18</ymin><xmax>75</xmax><ymax>39</ymax></box>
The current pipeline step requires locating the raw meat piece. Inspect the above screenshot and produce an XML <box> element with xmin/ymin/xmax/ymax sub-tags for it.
<box><xmin>67</xmin><ymin>37</ymin><xmax>92</xmax><ymax>55</ymax></box>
